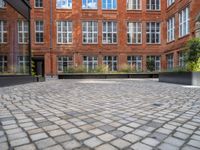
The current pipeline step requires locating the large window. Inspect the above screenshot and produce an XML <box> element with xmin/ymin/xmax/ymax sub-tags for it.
<box><xmin>127</xmin><ymin>56</ymin><xmax>142</xmax><ymax>72</ymax></box>
<box><xmin>0</xmin><ymin>0</ymin><xmax>5</xmax><ymax>8</ymax></box>
<box><xmin>102</xmin><ymin>0</ymin><xmax>117</xmax><ymax>10</ymax></box>
<box><xmin>103</xmin><ymin>21</ymin><xmax>117</xmax><ymax>44</ymax></box>
<box><xmin>179</xmin><ymin>51</ymin><xmax>185</xmax><ymax>67</ymax></box>
<box><xmin>167</xmin><ymin>17</ymin><xmax>175</xmax><ymax>42</ymax></box>
<box><xmin>127</xmin><ymin>0</ymin><xmax>141</xmax><ymax>10</ymax></box>
<box><xmin>35</xmin><ymin>0</ymin><xmax>43</xmax><ymax>8</ymax></box>
<box><xmin>127</xmin><ymin>22</ymin><xmax>142</xmax><ymax>44</ymax></box>
<box><xmin>82</xmin><ymin>0</ymin><xmax>98</xmax><ymax>9</ymax></box>
<box><xmin>0</xmin><ymin>20</ymin><xmax>7</xmax><ymax>43</ymax></box>
<box><xmin>35</xmin><ymin>21</ymin><xmax>44</xmax><ymax>43</ymax></box>
<box><xmin>17</xmin><ymin>56</ymin><xmax>29</xmax><ymax>74</ymax></box>
<box><xmin>166</xmin><ymin>54</ymin><xmax>173</xmax><ymax>70</ymax></box>
<box><xmin>179</xmin><ymin>7</ymin><xmax>189</xmax><ymax>37</ymax></box>
<box><xmin>82</xmin><ymin>21</ymin><xmax>98</xmax><ymax>44</ymax></box>
<box><xmin>146</xmin><ymin>22</ymin><xmax>160</xmax><ymax>44</ymax></box>
<box><xmin>18</xmin><ymin>20</ymin><xmax>29</xmax><ymax>44</ymax></box>
<box><xmin>0</xmin><ymin>56</ymin><xmax>7</xmax><ymax>73</ymax></box>
<box><xmin>56</xmin><ymin>0</ymin><xmax>72</xmax><ymax>9</ymax></box>
<box><xmin>147</xmin><ymin>0</ymin><xmax>160</xmax><ymax>10</ymax></box>
<box><xmin>167</xmin><ymin>0</ymin><xmax>174</xmax><ymax>7</ymax></box>
<box><xmin>103</xmin><ymin>56</ymin><xmax>117</xmax><ymax>71</ymax></box>
<box><xmin>57</xmin><ymin>21</ymin><xmax>72</xmax><ymax>44</ymax></box>
<box><xmin>146</xmin><ymin>56</ymin><xmax>161</xmax><ymax>72</ymax></box>
<box><xmin>83</xmin><ymin>56</ymin><xmax>98</xmax><ymax>72</ymax></box>
<box><xmin>57</xmin><ymin>56</ymin><xmax>73</xmax><ymax>73</ymax></box>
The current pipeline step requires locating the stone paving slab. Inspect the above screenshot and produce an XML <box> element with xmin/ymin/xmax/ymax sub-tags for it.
<box><xmin>0</xmin><ymin>79</ymin><xmax>200</xmax><ymax>150</ymax></box>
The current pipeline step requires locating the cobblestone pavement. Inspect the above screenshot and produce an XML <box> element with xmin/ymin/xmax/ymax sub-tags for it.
<box><xmin>0</xmin><ymin>79</ymin><xmax>200</xmax><ymax>150</ymax></box>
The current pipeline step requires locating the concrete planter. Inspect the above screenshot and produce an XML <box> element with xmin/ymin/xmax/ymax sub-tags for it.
<box><xmin>159</xmin><ymin>72</ymin><xmax>200</xmax><ymax>86</ymax></box>
<box><xmin>0</xmin><ymin>75</ymin><xmax>34</xmax><ymax>87</ymax></box>
<box><xmin>58</xmin><ymin>73</ymin><xmax>158</xmax><ymax>79</ymax></box>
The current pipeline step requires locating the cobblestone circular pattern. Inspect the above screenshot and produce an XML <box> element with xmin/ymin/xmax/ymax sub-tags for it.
<box><xmin>0</xmin><ymin>79</ymin><xmax>200</xmax><ymax>150</ymax></box>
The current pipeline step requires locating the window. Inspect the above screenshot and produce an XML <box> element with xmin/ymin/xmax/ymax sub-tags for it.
<box><xmin>127</xmin><ymin>0</ymin><xmax>141</xmax><ymax>10</ymax></box>
<box><xmin>179</xmin><ymin>7</ymin><xmax>189</xmax><ymax>37</ymax></box>
<box><xmin>146</xmin><ymin>56</ymin><xmax>161</xmax><ymax>72</ymax></box>
<box><xmin>57</xmin><ymin>21</ymin><xmax>72</xmax><ymax>44</ymax></box>
<box><xmin>57</xmin><ymin>56</ymin><xmax>73</xmax><ymax>73</ymax></box>
<box><xmin>83</xmin><ymin>56</ymin><xmax>98</xmax><ymax>72</ymax></box>
<box><xmin>17</xmin><ymin>56</ymin><xmax>29</xmax><ymax>74</ymax></box>
<box><xmin>35</xmin><ymin>0</ymin><xmax>43</xmax><ymax>8</ymax></box>
<box><xmin>0</xmin><ymin>0</ymin><xmax>5</xmax><ymax>8</ymax></box>
<box><xmin>147</xmin><ymin>0</ymin><xmax>160</xmax><ymax>10</ymax></box>
<box><xmin>82</xmin><ymin>0</ymin><xmax>98</xmax><ymax>9</ymax></box>
<box><xmin>127</xmin><ymin>22</ymin><xmax>142</xmax><ymax>44</ymax></box>
<box><xmin>167</xmin><ymin>0</ymin><xmax>174</xmax><ymax>7</ymax></box>
<box><xmin>146</xmin><ymin>22</ymin><xmax>160</xmax><ymax>44</ymax></box>
<box><xmin>35</xmin><ymin>21</ymin><xmax>44</xmax><ymax>43</ymax></box>
<box><xmin>0</xmin><ymin>56</ymin><xmax>7</xmax><ymax>73</ymax></box>
<box><xmin>103</xmin><ymin>56</ymin><xmax>117</xmax><ymax>71</ymax></box>
<box><xmin>0</xmin><ymin>20</ymin><xmax>7</xmax><ymax>43</ymax></box>
<box><xmin>179</xmin><ymin>51</ymin><xmax>185</xmax><ymax>67</ymax></box>
<box><xmin>56</xmin><ymin>0</ymin><xmax>72</xmax><ymax>9</ymax></box>
<box><xmin>18</xmin><ymin>20</ymin><xmax>29</xmax><ymax>44</ymax></box>
<box><xmin>167</xmin><ymin>17</ymin><xmax>175</xmax><ymax>42</ymax></box>
<box><xmin>167</xmin><ymin>54</ymin><xmax>173</xmax><ymax>70</ymax></box>
<box><xmin>127</xmin><ymin>56</ymin><xmax>142</xmax><ymax>72</ymax></box>
<box><xmin>103</xmin><ymin>21</ymin><xmax>117</xmax><ymax>44</ymax></box>
<box><xmin>102</xmin><ymin>0</ymin><xmax>117</xmax><ymax>10</ymax></box>
<box><xmin>82</xmin><ymin>21</ymin><xmax>98</xmax><ymax>44</ymax></box>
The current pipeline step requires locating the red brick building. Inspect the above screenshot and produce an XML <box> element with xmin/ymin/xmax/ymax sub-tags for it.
<box><xmin>0</xmin><ymin>0</ymin><xmax>200</xmax><ymax>77</ymax></box>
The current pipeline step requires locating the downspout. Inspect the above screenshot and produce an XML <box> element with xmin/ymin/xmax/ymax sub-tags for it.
<box><xmin>28</xmin><ymin>5</ymin><xmax>32</xmax><ymax>76</ymax></box>
<box><xmin>50</xmin><ymin>0</ymin><xmax>53</xmax><ymax>77</ymax></box>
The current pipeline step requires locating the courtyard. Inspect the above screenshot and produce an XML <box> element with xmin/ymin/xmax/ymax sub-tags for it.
<box><xmin>0</xmin><ymin>79</ymin><xmax>200</xmax><ymax>150</ymax></box>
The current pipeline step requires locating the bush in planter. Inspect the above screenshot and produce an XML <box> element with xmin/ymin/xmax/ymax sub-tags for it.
<box><xmin>64</xmin><ymin>66</ymin><xmax>87</xmax><ymax>73</ymax></box>
<box><xmin>119</xmin><ymin>64</ymin><xmax>136</xmax><ymax>73</ymax></box>
<box><xmin>186</xmin><ymin>38</ymin><xmax>200</xmax><ymax>72</ymax></box>
<box><xmin>93</xmin><ymin>65</ymin><xmax>109</xmax><ymax>73</ymax></box>
<box><xmin>146</xmin><ymin>58</ymin><xmax>155</xmax><ymax>72</ymax></box>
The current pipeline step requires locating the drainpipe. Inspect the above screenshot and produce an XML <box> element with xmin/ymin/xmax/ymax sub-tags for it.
<box><xmin>50</xmin><ymin>0</ymin><xmax>53</xmax><ymax>77</ymax></box>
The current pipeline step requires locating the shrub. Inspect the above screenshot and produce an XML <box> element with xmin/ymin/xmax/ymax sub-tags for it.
<box><xmin>146</xmin><ymin>58</ymin><xmax>155</xmax><ymax>72</ymax></box>
<box><xmin>119</xmin><ymin>64</ymin><xmax>135</xmax><ymax>73</ymax></box>
<box><xmin>93</xmin><ymin>65</ymin><xmax>109</xmax><ymax>73</ymax></box>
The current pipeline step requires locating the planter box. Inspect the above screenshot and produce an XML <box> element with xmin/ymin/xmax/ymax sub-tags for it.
<box><xmin>159</xmin><ymin>72</ymin><xmax>200</xmax><ymax>86</ymax></box>
<box><xmin>58</xmin><ymin>73</ymin><xmax>158</xmax><ymax>79</ymax></box>
<box><xmin>0</xmin><ymin>75</ymin><xmax>34</xmax><ymax>87</ymax></box>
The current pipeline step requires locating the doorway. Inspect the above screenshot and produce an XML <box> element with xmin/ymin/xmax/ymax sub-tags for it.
<box><xmin>32</xmin><ymin>56</ymin><xmax>45</xmax><ymax>77</ymax></box>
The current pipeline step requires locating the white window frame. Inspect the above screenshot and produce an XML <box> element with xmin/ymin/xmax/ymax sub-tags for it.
<box><xmin>167</xmin><ymin>54</ymin><xmax>174</xmax><ymax>70</ymax></box>
<box><xmin>0</xmin><ymin>55</ymin><xmax>7</xmax><ymax>73</ymax></box>
<box><xmin>57</xmin><ymin>21</ymin><xmax>72</xmax><ymax>44</ymax></box>
<box><xmin>179</xmin><ymin>7</ymin><xmax>189</xmax><ymax>37</ymax></box>
<box><xmin>17</xmin><ymin>56</ymin><xmax>29</xmax><ymax>74</ymax></box>
<box><xmin>146</xmin><ymin>22</ymin><xmax>160</xmax><ymax>44</ymax></box>
<box><xmin>18</xmin><ymin>20</ymin><xmax>29</xmax><ymax>44</ymax></box>
<box><xmin>102</xmin><ymin>21</ymin><xmax>117</xmax><ymax>44</ymax></box>
<box><xmin>35</xmin><ymin>20</ymin><xmax>44</xmax><ymax>43</ymax></box>
<box><xmin>167</xmin><ymin>0</ymin><xmax>174</xmax><ymax>7</ymax></box>
<box><xmin>57</xmin><ymin>56</ymin><xmax>73</xmax><ymax>73</ymax></box>
<box><xmin>127</xmin><ymin>56</ymin><xmax>142</xmax><ymax>72</ymax></box>
<box><xmin>82</xmin><ymin>21</ymin><xmax>98</xmax><ymax>44</ymax></box>
<box><xmin>0</xmin><ymin>0</ymin><xmax>5</xmax><ymax>8</ymax></box>
<box><xmin>127</xmin><ymin>0</ymin><xmax>141</xmax><ymax>10</ymax></box>
<box><xmin>82</xmin><ymin>0</ymin><xmax>98</xmax><ymax>9</ymax></box>
<box><xmin>83</xmin><ymin>56</ymin><xmax>98</xmax><ymax>72</ymax></box>
<box><xmin>147</xmin><ymin>56</ymin><xmax>161</xmax><ymax>72</ymax></box>
<box><xmin>127</xmin><ymin>22</ymin><xmax>142</xmax><ymax>44</ymax></box>
<box><xmin>56</xmin><ymin>0</ymin><xmax>72</xmax><ymax>9</ymax></box>
<box><xmin>167</xmin><ymin>17</ymin><xmax>175</xmax><ymax>42</ymax></box>
<box><xmin>147</xmin><ymin>0</ymin><xmax>160</xmax><ymax>10</ymax></box>
<box><xmin>102</xmin><ymin>0</ymin><xmax>117</xmax><ymax>10</ymax></box>
<box><xmin>103</xmin><ymin>56</ymin><xmax>118</xmax><ymax>71</ymax></box>
<box><xmin>179</xmin><ymin>51</ymin><xmax>185</xmax><ymax>67</ymax></box>
<box><xmin>0</xmin><ymin>20</ymin><xmax>7</xmax><ymax>43</ymax></box>
<box><xmin>35</xmin><ymin>0</ymin><xmax>43</xmax><ymax>8</ymax></box>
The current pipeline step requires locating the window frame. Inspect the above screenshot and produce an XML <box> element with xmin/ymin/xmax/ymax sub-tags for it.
<box><xmin>167</xmin><ymin>16</ymin><xmax>175</xmax><ymax>42</ymax></box>
<box><xmin>35</xmin><ymin>20</ymin><xmax>44</xmax><ymax>43</ymax></box>
<box><xmin>0</xmin><ymin>20</ymin><xmax>7</xmax><ymax>43</ymax></box>
<box><xmin>167</xmin><ymin>0</ymin><xmax>175</xmax><ymax>7</ymax></box>
<box><xmin>0</xmin><ymin>0</ymin><xmax>6</xmax><ymax>9</ymax></box>
<box><xmin>146</xmin><ymin>0</ymin><xmax>160</xmax><ymax>11</ymax></box>
<box><xmin>102</xmin><ymin>0</ymin><xmax>117</xmax><ymax>10</ymax></box>
<box><xmin>56</xmin><ymin>0</ymin><xmax>72</xmax><ymax>9</ymax></box>
<box><xmin>127</xmin><ymin>22</ymin><xmax>142</xmax><ymax>44</ymax></box>
<box><xmin>34</xmin><ymin>0</ymin><xmax>43</xmax><ymax>8</ymax></box>
<box><xmin>179</xmin><ymin>7</ymin><xmax>190</xmax><ymax>38</ymax></box>
<box><xmin>146</xmin><ymin>22</ymin><xmax>161</xmax><ymax>44</ymax></box>
<box><xmin>103</xmin><ymin>56</ymin><xmax>118</xmax><ymax>71</ymax></box>
<box><xmin>102</xmin><ymin>21</ymin><xmax>117</xmax><ymax>44</ymax></box>
<box><xmin>0</xmin><ymin>55</ymin><xmax>7</xmax><ymax>73</ymax></box>
<box><xmin>82</xmin><ymin>0</ymin><xmax>98</xmax><ymax>9</ymax></box>
<box><xmin>17</xmin><ymin>56</ymin><xmax>30</xmax><ymax>74</ymax></box>
<box><xmin>166</xmin><ymin>53</ymin><xmax>174</xmax><ymax>70</ymax></box>
<box><xmin>127</xmin><ymin>56</ymin><xmax>142</xmax><ymax>72</ymax></box>
<box><xmin>18</xmin><ymin>20</ymin><xmax>29</xmax><ymax>44</ymax></box>
<box><xmin>83</xmin><ymin>56</ymin><xmax>98</xmax><ymax>72</ymax></box>
<box><xmin>82</xmin><ymin>21</ymin><xmax>98</xmax><ymax>44</ymax></box>
<box><xmin>127</xmin><ymin>0</ymin><xmax>141</xmax><ymax>10</ymax></box>
<box><xmin>57</xmin><ymin>21</ymin><xmax>73</xmax><ymax>44</ymax></box>
<box><xmin>57</xmin><ymin>56</ymin><xmax>73</xmax><ymax>73</ymax></box>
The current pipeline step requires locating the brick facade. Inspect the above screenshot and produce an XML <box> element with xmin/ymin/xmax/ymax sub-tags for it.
<box><xmin>1</xmin><ymin>0</ymin><xmax>200</xmax><ymax>76</ymax></box>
